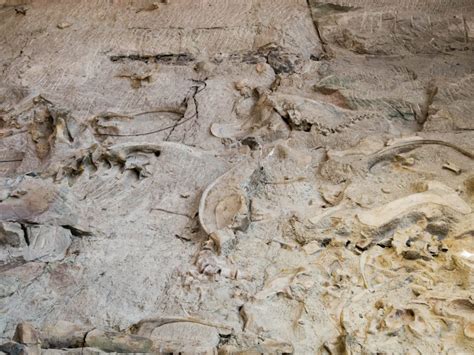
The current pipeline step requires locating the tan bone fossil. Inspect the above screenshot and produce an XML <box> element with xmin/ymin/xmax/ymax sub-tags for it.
<box><xmin>198</xmin><ymin>153</ymin><xmax>260</xmax><ymax>237</ymax></box>
<box><xmin>219</xmin><ymin>338</ymin><xmax>294</xmax><ymax>354</ymax></box>
<box><xmin>254</xmin><ymin>266</ymin><xmax>311</xmax><ymax>300</ymax></box>
<box><xmin>130</xmin><ymin>316</ymin><xmax>232</xmax><ymax>338</ymax></box>
<box><xmin>210</xmin><ymin>87</ymin><xmax>287</xmax><ymax>139</ymax></box>
<box><xmin>357</xmin><ymin>181</ymin><xmax>471</xmax><ymax>227</ymax></box>
<box><xmin>197</xmin><ymin>143</ymin><xmax>308</xmax><ymax>278</ymax></box>
<box><xmin>94</xmin><ymin>142</ymin><xmax>205</xmax><ymax>178</ymax></box>
<box><xmin>367</xmin><ymin>137</ymin><xmax>474</xmax><ymax>170</ymax></box>
<box><xmin>195</xmin><ymin>158</ymin><xmax>255</xmax><ymax>278</ymax></box>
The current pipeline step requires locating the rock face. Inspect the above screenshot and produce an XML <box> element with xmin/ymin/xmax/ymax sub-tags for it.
<box><xmin>0</xmin><ymin>0</ymin><xmax>473</xmax><ymax>353</ymax></box>
<box><xmin>0</xmin><ymin>223</ymin><xmax>25</xmax><ymax>248</ymax></box>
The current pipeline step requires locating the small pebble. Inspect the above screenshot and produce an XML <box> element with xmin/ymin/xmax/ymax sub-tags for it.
<box><xmin>57</xmin><ymin>22</ymin><xmax>72</xmax><ymax>29</ymax></box>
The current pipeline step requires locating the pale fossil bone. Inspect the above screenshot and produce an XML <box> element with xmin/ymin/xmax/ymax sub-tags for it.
<box><xmin>255</xmin><ymin>266</ymin><xmax>309</xmax><ymax>300</ymax></box>
<box><xmin>442</xmin><ymin>162</ymin><xmax>462</xmax><ymax>175</ymax></box>
<box><xmin>357</xmin><ymin>181</ymin><xmax>471</xmax><ymax>227</ymax></box>
<box><xmin>130</xmin><ymin>317</ymin><xmax>232</xmax><ymax>338</ymax></box>
<box><xmin>198</xmin><ymin>161</ymin><xmax>255</xmax><ymax>235</ymax></box>
<box><xmin>368</xmin><ymin>138</ymin><xmax>474</xmax><ymax>170</ymax></box>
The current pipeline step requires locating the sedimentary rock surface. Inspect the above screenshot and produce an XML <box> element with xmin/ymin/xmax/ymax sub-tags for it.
<box><xmin>0</xmin><ymin>0</ymin><xmax>473</xmax><ymax>353</ymax></box>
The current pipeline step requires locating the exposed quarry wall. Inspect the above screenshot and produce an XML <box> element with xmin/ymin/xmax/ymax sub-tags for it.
<box><xmin>0</xmin><ymin>0</ymin><xmax>473</xmax><ymax>353</ymax></box>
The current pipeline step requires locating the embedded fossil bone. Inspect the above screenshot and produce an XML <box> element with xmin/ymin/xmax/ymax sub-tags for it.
<box><xmin>130</xmin><ymin>317</ymin><xmax>232</xmax><ymax>338</ymax></box>
<box><xmin>357</xmin><ymin>181</ymin><xmax>471</xmax><ymax>227</ymax></box>
<box><xmin>442</xmin><ymin>162</ymin><xmax>462</xmax><ymax>175</ymax></box>
<box><xmin>2</xmin><ymin>1</ymin><xmax>474</xmax><ymax>353</ymax></box>
<box><xmin>220</xmin><ymin>338</ymin><xmax>294</xmax><ymax>354</ymax></box>
<box><xmin>255</xmin><ymin>266</ymin><xmax>310</xmax><ymax>300</ymax></box>
<box><xmin>198</xmin><ymin>161</ymin><xmax>255</xmax><ymax>235</ymax></box>
<box><xmin>368</xmin><ymin>138</ymin><xmax>474</xmax><ymax>170</ymax></box>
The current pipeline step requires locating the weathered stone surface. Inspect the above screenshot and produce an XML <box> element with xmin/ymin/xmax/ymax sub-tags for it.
<box><xmin>0</xmin><ymin>262</ymin><xmax>44</xmax><ymax>299</ymax></box>
<box><xmin>0</xmin><ymin>0</ymin><xmax>473</xmax><ymax>353</ymax></box>
<box><xmin>0</xmin><ymin>341</ymin><xmax>28</xmax><ymax>355</ymax></box>
<box><xmin>22</xmin><ymin>225</ymin><xmax>72</xmax><ymax>263</ymax></box>
<box><xmin>0</xmin><ymin>223</ymin><xmax>25</xmax><ymax>248</ymax></box>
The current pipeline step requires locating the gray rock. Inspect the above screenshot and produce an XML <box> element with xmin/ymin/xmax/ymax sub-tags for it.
<box><xmin>23</xmin><ymin>225</ymin><xmax>72</xmax><ymax>262</ymax></box>
<box><xmin>0</xmin><ymin>222</ymin><xmax>25</xmax><ymax>248</ymax></box>
<box><xmin>0</xmin><ymin>276</ymin><xmax>19</xmax><ymax>298</ymax></box>
<box><xmin>0</xmin><ymin>342</ymin><xmax>28</xmax><ymax>355</ymax></box>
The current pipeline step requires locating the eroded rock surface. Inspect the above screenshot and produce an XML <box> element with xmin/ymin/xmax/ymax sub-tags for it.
<box><xmin>0</xmin><ymin>0</ymin><xmax>473</xmax><ymax>353</ymax></box>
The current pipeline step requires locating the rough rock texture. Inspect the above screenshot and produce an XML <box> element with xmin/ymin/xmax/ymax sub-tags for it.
<box><xmin>0</xmin><ymin>0</ymin><xmax>473</xmax><ymax>353</ymax></box>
